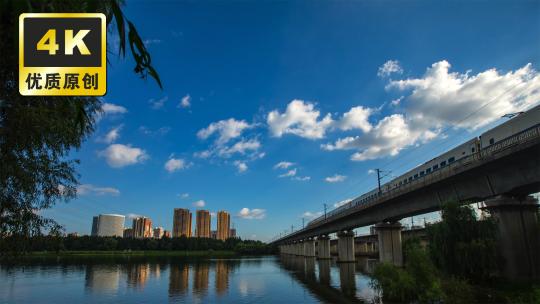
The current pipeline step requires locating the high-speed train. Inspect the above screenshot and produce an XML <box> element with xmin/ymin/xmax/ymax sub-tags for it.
<box><xmin>307</xmin><ymin>104</ymin><xmax>540</xmax><ymax>227</ymax></box>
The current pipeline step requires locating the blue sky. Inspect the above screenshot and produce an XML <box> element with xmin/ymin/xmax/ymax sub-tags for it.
<box><xmin>44</xmin><ymin>0</ymin><xmax>540</xmax><ymax>240</ymax></box>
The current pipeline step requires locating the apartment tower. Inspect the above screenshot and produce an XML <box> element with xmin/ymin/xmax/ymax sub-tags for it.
<box><xmin>216</xmin><ymin>211</ymin><xmax>230</xmax><ymax>241</ymax></box>
<box><xmin>195</xmin><ymin>210</ymin><xmax>211</xmax><ymax>238</ymax></box>
<box><xmin>173</xmin><ymin>208</ymin><xmax>192</xmax><ymax>237</ymax></box>
<box><xmin>132</xmin><ymin>217</ymin><xmax>153</xmax><ymax>238</ymax></box>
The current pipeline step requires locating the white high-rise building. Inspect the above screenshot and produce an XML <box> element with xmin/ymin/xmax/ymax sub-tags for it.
<box><xmin>94</xmin><ymin>214</ymin><xmax>125</xmax><ymax>237</ymax></box>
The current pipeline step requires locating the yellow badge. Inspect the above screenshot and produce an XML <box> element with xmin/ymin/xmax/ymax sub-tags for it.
<box><xmin>19</xmin><ymin>13</ymin><xmax>106</xmax><ymax>96</ymax></box>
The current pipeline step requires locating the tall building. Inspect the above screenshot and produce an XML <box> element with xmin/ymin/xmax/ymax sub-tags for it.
<box><xmin>132</xmin><ymin>217</ymin><xmax>153</xmax><ymax>238</ymax></box>
<box><xmin>163</xmin><ymin>230</ymin><xmax>171</xmax><ymax>238</ymax></box>
<box><xmin>153</xmin><ymin>227</ymin><xmax>164</xmax><ymax>239</ymax></box>
<box><xmin>123</xmin><ymin>228</ymin><xmax>134</xmax><ymax>238</ymax></box>
<box><xmin>91</xmin><ymin>216</ymin><xmax>99</xmax><ymax>236</ymax></box>
<box><xmin>211</xmin><ymin>230</ymin><xmax>217</xmax><ymax>239</ymax></box>
<box><xmin>92</xmin><ymin>214</ymin><xmax>125</xmax><ymax>237</ymax></box>
<box><xmin>195</xmin><ymin>210</ymin><xmax>211</xmax><ymax>238</ymax></box>
<box><xmin>229</xmin><ymin>228</ymin><xmax>237</xmax><ymax>238</ymax></box>
<box><xmin>216</xmin><ymin>211</ymin><xmax>230</xmax><ymax>241</ymax></box>
<box><xmin>173</xmin><ymin>208</ymin><xmax>192</xmax><ymax>237</ymax></box>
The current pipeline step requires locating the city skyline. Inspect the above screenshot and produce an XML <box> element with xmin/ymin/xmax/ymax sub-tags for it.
<box><xmin>41</xmin><ymin>1</ymin><xmax>540</xmax><ymax>241</ymax></box>
<box><xmin>89</xmin><ymin>208</ymin><xmax>237</xmax><ymax>239</ymax></box>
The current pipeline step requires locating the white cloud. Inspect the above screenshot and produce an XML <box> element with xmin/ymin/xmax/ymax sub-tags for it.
<box><xmin>193</xmin><ymin>200</ymin><xmax>206</xmax><ymax>208</ymax></box>
<box><xmin>178</xmin><ymin>193</ymin><xmax>189</xmax><ymax>199</ymax></box>
<box><xmin>386</xmin><ymin>60</ymin><xmax>540</xmax><ymax>130</ymax></box>
<box><xmin>279</xmin><ymin>168</ymin><xmax>297</xmax><ymax>178</ymax></box>
<box><xmin>273</xmin><ymin>161</ymin><xmax>295</xmax><ymax>170</ymax></box>
<box><xmin>234</xmin><ymin>161</ymin><xmax>248</xmax><ymax>173</ymax></box>
<box><xmin>149</xmin><ymin>96</ymin><xmax>168</xmax><ymax>109</ymax></box>
<box><xmin>143</xmin><ymin>39</ymin><xmax>161</xmax><ymax>45</ymax></box>
<box><xmin>98</xmin><ymin>125</ymin><xmax>122</xmax><ymax>144</ymax></box>
<box><xmin>126</xmin><ymin>213</ymin><xmax>143</xmax><ymax>219</ymax></box>
<box><xmin>238</xmin><ymin>208</ymin><xmax>266</xmax><ymax>219</ymax></box>
<box><xmin>293</xmin><ymin>176</ymin><xmax>311</xmax><ymax>181</ymax></box>
<box><xmin>77</xmin><ymin>184</ymin><xmax>120</xmax><ymax>196</ymax></box>
<box><xmin>98</xmin><ymin>144</ymin><xmax>148</xmax><ymax>168</ymax></box>
<box><xmin>390</xmin><ymin>96</ymin><xmax>404</xmax><ymax>106</ymax></box>
<box><xmin>267</xmin><ymin>99</ymin><xmax>333</xmax><ymax>139</ymax></box>
<box><xmin>139</xmin><ymin>126</ymin><xmax>171</xmax><ymax>136</ymax></box>
<box><xmin>218</xmin><ymin>139</ymin><xmax>261</xmax><ymax>157</ymax></box>
<box><xmin>102</xmin><ymin>103</ymin><xmax>127</xmax><ymax>115</ymax></box>
<box><xmin>164</xmin><ymin>158</ymin><xmax>188</xmax><ymax>173</ymax></box>
<box><xmin>334</xmin><ymin>198</ymin><xmax>353</xmax><ymax>208</ymax></box>
<box><xmin>302</xmin><ymin>211</ymin><xmax>323</xmax><ymax>219</ymax></box>
<box><xmin>325</xmin><ymin>174</ymin><xmax>347</xmax><ymax>183</ymax></box>
<box><xmin>194</xmin><ymin>150</ymin><xmax>212</xmax><ymax>159</ymax></box>
<box><xmin>322</xmin><ymin>114</ymin><xmax>435</xmax><ymax>161</ymax></box>
<box><xmin>378</xmin><ymin>60</ymin><xmax>403</xmax><ymax>78</ymax></box>
<box><xmin>178</xmin><ymin>94</ymin><xmax>191</xmax><ymax>108</ymax></box>
<box><xmin>197</xmin><ymin>118</ymin><xmax>254</xmax><ymax>145</ymax></box>
<box><xmin>337</xmin><ymin>106</ymin><xmax>372</xmax><ymax>132</ymax></box>
<box><xmin>323</xmin><ymin>61</ymin><xmax>540</xmax><ymax>161</ymax></box>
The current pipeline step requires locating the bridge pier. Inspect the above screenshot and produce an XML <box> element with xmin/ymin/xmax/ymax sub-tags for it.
<box><xmin>337</xmin><ymin>230</ymin><xmax>355</xmax><ymax>262</ymax></box>
<box><xmin>484</xmin><ymin>195</ymin><xmax>540</xmax><ymax>280</ymax></box>
<box><xmin>303</xmin><ymin>239</ymin><xmax>316</xmax><ymax>257</ymax></box>
<box><xmin>295</xmin><ymin>242</ymin><xmax>302</xmax><ymax>256</ymax></box>
<box><xmin>376</xmin><ymin>222</ymin><xmax>403</xmax><ymax>266</ymax></box>
<box><xmin>317</xmin><ymin>235</ymin><xmax>331</xmax><ymax>259</ymax></box>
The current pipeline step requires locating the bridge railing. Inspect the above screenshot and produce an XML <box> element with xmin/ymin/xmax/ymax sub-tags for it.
<box><xmin>275</xmin><ymin>124</ymin><xmax>540</xmax><ymax>242</ymax></box>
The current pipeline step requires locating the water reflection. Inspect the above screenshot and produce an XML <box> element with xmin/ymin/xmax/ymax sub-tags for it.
<box><xmin>318</xmin><ymin>260</ymin><xmax>331</xmax><ymax>285</ymax></box>
<box><xmin>126</xmin><ymin>263</ymin><xmax>150</xmax><ymax>290</ymax></box>
<box><xmin>0</xmin><ymin>256</ymin><xmax>376</xmax><ymax>303</ymax></box>
<box><xmin>193</xmin><ymin>262</ymin><xmax>209</xmax><ymax>294</ymax></box>
<box><xmin>279</xmin><ymin>255</ymin><xmax>375</xmax><ymax>303</ymax></box>
<box><xmin>169</xmin><ymin>263</ymin><xmax>189</xmax><ymax>296</ymax></box>
<box><xmin>215</xmin><ymin>260</ymin><xmax>229</xmax><ymax>295</ymax></box>
<box><xmin>339</xmin><ymin>263</ymin><xmax>357</xmax><ymax>297</ymax></box>
<box><xmin>85</xmin><ymin>264</ymin><xmax>120</xmax><ymax>293</ymax></box>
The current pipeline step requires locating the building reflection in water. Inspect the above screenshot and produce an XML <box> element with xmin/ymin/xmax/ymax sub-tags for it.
<box><xmin>193</xmin><ymin>262</ymin><xmax>210</xmax><ymax>294</ymax></box>
<box><xmin>215</xmin><ymin>260</ymin><xmax>230</xmax><ymax>295</ymax></box>
<box><xmin>169</xmin><ymin>263</ymin><xmax>190</xmax><ymax>297</ymax></box>
<box><xmin>85</xmin><ymin>264</ymin><xmax>120</xmax><ymax>293</ymax></box>
<box><xmin>126</xmin><ymin>263</ymin><xmax>150</xmax><ymax>290</ymax></box>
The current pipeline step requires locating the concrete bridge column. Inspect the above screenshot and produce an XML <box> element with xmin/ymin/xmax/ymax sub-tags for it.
<box><xmin>376</xmin><ymin>222</ymin><xmax>403</xmax><ymax>266</ymax></box>
<box><xmin>484</xmin><ymin>195</ymin><xmax>540</xmax><ymax>280</ymax></box>
<box><xmin>296</xmin><ymin>242</ymin><xmax>302</xmax><ymax>256</ymax></box>
<box><xmin>317</xmin><ymin>235</ymin><xmax>331</xmax><ymax>259</ymax></box>
<box><xmin>303</xmin><ymin>239</ymin><xmax>316</xmax><ymax>257</ymax></box>
<box><xmin>337</xmin><ymin>230</ymin><xmax>355</xmax><ymax>262</ymax></box>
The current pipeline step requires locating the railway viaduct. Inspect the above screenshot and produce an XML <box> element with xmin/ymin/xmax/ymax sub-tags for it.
<box><xmin>272</xmin><ymin>125</ymin><xmax>540</xmax><ymax>280</ymax></box>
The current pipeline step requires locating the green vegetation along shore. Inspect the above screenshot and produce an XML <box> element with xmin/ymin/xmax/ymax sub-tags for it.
<box><xmin>0</xmin><ymin>235</ymin><xmax>277</xmax><ymax>260</ymax></box>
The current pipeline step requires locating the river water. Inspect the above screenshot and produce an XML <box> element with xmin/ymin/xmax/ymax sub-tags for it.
<box><xmin>0</xmin><ymin>255</ymin><xmax>378</xmax><ymax>303</ymax></box>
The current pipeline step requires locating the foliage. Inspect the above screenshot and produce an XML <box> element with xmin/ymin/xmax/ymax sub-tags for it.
<box><xmin>0</xmin><ymin>0</ymin><xmax>160</xmax><ymax>243</ymax></box>
<box><xmin>0</xmin><ymin>235</ymin><xmax>275</xmax><ymax>258</ymax></box>
<box><xmin>426</xmin><ymin>201</ymin><xmax>500</xmax><ymax>282</ymax></box>
<box><xmin>441</xmin><ymin>277</ymin><xmax>475</xmax><ymax>304</ymax></box>
<box><xmin>371</xmin><ymin>241</ymin><xmax>443</xmax><ymax>303</ymax></box>
<box><xmin>371</xmin><ymin>262</ymin><xmax>416</xmax><ymax>302</ymax></box>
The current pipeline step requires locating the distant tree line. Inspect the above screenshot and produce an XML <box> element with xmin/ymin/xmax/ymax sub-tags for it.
<box><xmin>0</xmin><ymin>235</ymin><xmax>277</xmax><ymax>258</ymax></box>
